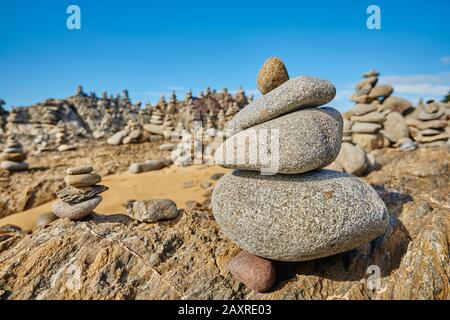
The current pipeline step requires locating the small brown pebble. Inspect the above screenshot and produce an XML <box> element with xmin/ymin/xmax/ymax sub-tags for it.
<box><xmin>66</xmin><ymin>166</ymin><xmax>93</xmax><ymax>175</ymax></box>
<box><xmin>228</xmin><ymin>250</ymin><xmax>276</xmax><ymax>293</ymax></box>
<box><xmin>257</xmin><ymin>57</ymin><xmax>289</xmax><ymax>94</ymax></box>
<box><xmin>65</xmin><ymin>173</ymin><xmax>101</xmax><ymax>187</ymax></box>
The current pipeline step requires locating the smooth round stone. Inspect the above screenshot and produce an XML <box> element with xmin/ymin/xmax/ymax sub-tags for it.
<box><xmin>228</xmin><ymin>250</ymin><xmax>276</xmax><ymax>293</ymax></box>
<box><xmin>256</xmin><ymin>57</ymin><xmax>289</xmax><ymax>94</ymax></box>
<box><xmin>52</xmin><ymin>196</ymin><xmax>102</xmax><ymax>220</ymax></box>
<box><xmin>128</xmin><ymin>160</ymin><xmax>168</xmax><ymax>174</ymax></box>
<box><xmin>334</xmin><ymin>142</ymin><xmax>368</xmax><ymax>176</ymax></box>
<box><xmin>212</xmin><ymin>169</ymin><xmax>389</xmax><ymax>262</ymax></box>
<box><xmin>215</xmin><ymin>107</ymin><xmax>343</xmax><ymax>174</ymax></box>
<box><xmin>368</xmin><ymin>85</ymin><xmax>393</xmax><ymax>99</ymax></box>
<box><xmin>227</xmin><ymin>76</ymin><xmax>336</xmax><ymax>134</ymax></box>
<box><xmin>351</xmin><ymin>122</ymin><xmax>382</xmax><ymax>133</ymax></box>
<box><xmin>0</xmin><ymin>152</ymin><xmax>27</xmax><ymax>162</ymax></box>
<box><xmin>383</xmin><ymin>112</ymin><xmax>409</xmax><ymax>142</ymax></box>
<box><xmin>349</xmin><ymin>104</ymin><xmax>378</xmax><ymax>116</ymax></box>
<box><xmin>0</xmin><ymin>161</ymin><xmax>28</xmax><ymax>172</ymax></box>
<box><xmin>350</xmin><ymin>111</ymin><xmax>385</xmax><ymax>123</ymax></box>
<box><xmin>67</xmin><ymin>166</ymin><xmax>93</xmax><ymax>175</ymax></box>
<box><xmin>65</xmin><ymin>173</ymin><xmax>102</xmax><ymax>187</ymax></box>
<box><xmin>107</xmin><ymin>130</ymin><xmax>127</xmax><ymax>145</ymax></box>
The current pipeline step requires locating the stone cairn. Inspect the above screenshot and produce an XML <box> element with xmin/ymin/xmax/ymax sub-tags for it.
<box><xmin>405</xmin><ymin>99</ymin><xmax>449</xmax><ymax>148</ymax></box>
<box><xmin>0</xmin><ymin>136</ymin><xmax>29</xmax><ymax>172</ymax></box>
<box><xmin>52</xmin><ymin>166</ymin><xmax>108</xmax><ymax>220</ymax></box>
<box><xmin>212</xmin><ymin>58</ymin><xmax>389</xmax><ymax>292</ymax></box>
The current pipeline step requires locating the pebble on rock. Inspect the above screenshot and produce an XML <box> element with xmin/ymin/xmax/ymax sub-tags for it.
<box><xmin>256</xmin><ymin>57</ymin><xmax>289</xmax><ymax>95</ymax></box>
<box><xmin>127</xmin><ymin>199</ymin><xmax>179</xmax><ymax>223</ymax></box>
<box><xmin>227</xmin><ymin>250</ymin><xmax>276</xmax><ymax>293</ymax></box>
<box><xmin>65</xmin><ymin>173</ymin><xmax>102</xmax><ymax>187</ymax></box>
<box><xmin>52</xmin><ymin>196</ymin><xmax>102</xmax><ymax>220</ymax></box>
<box><xmin>67</xmin><ymin>166</ymin><xmax>93</xmax><ymax>175</ymax></box>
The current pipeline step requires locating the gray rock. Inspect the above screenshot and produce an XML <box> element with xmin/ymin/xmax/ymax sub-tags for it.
<box><xmin>0</xmin><ymin>161</ymin><xmax>28</xmax><ymax>172</ymax></box>
<box><xmin>56</xmin><ymin>185</ymin><xmax>109</xmax><ymax>204</ymax></box>
<box><xmin>127</xmin><ymin>199</ymin><xmax>178</xmax><ymax>223</ymax></box>
<box><xmin>351</xmin><ymin>122</ymin><xmax>382</xmax><ymax>133</ymax></box>
<box><xmin>3</xmin><ymin>147</ymin><xmax>23</xmax><ymax>154</ymax></box>
<box><xmin>212</xmin><ymin>169</ymin><xmax>389</xmax><ymax>262</ymax></box>
<box><xmin>334</xmin><ymin>142</ymin><xmax>368</xmax><ymax>176</ymax></box>
<box><xmin>107</xmin><ymin>130</ymin><xmax>128</xmax><ymax>145</ymax></box>
<box><xmin>159</xmin><ymin>143</ymin><xmax>176</xmax><ymax>151</ymax></box>
<box><xmin>65</xmin><ymin>173</ymin><xmax>102</xmax><ymax>187</ymax></box>
<box><xmin>215</xmin><ymin>107</ymin><xmax>343</xmax><ymax>174</ymax></box>
<box><xmin>226</xmin><ymin>76</ymin><xmax>336</xmax><ymax>133</ymax></box>
<box><xmin>383</xmin><ymin>111</ymin><xmax>409</xmax><ymax>142</ymax></box>
<box><xmin>419</xmin><ymin>129</ymin><xmax>441</xmax><ymax>136</ymax></box>
<box><xmin>52</xmin><ymin>196</ymin><xmax>102</xmax><ymax>220</ymax></box>
<box><xmin>399</xmin><ymin>138</ymin><xmax>417</xmax><ymax>151</ymax></box>
<box><xmin>128</xmin><ymin>160</ymin><xmax>168</xmax><ymax>174</ymax></box>
<box><xmin>67</xmin><ymin>166</ymin><xmax>93</xmax><ymax>175</ymax></box>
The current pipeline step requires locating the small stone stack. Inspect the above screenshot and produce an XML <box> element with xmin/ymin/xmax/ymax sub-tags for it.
<box><xmin>52</xmin><ymin>166</ymin><xmax>107</xmax><ymax>220</ymax></box>
<box><xmin>406</xmin><ymin>100</ymin><xmax>449</xmax><ymax>147</ymax></box>
<box><xmin>213</xmin><ymin>58</ymin><xmax>388</xmax><ymax>292</ymax></box>
<box><xmin>150</xmin><ymin>108</ymin><xmax>164</xmax><ymax>126</ymax></box>
<box><xmin>0</xmin><ymin>137</ymin><xmax>29</xmax><ymax>172</ymax></box>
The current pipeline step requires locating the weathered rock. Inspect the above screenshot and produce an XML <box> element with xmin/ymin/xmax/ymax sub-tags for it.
<box><xmin>350</xmin><ymin>104</ymin><xmax>378</xmax><ymax>116</ymax></box>
<box><xmin>335</xmin><ymin>142</ymin><xmax>368</xmax><ymax>176</ymax></box>
<box><xmin>127</xmin><ymin>199</ymin><xmax>179</xmax><ymax>223</ymax></box>
<box><xmin>107</xmin><ymin>130</ymin><xmax>128</xmax><ymax>145</ymax></box>
<box><xmin>352</xmin><ymin>133</ymin><xmax>384</xmax><ymax>151</ymax></box>
<box><xmin>212</xmin><ymin>169</ymin><xmax>389</xmax><ymax>261</ymax></box>
<box><xmin>227</xmin><ymin>76</ymin><xmax>336</xmax><ymax>133</ymax></box>
<box><xmin>0</xmin><ymin>161</ymin><xmax>28</xmax><ymax>172</ymax></box>
<box><xmin>64</xmin><ymin>173</ymin><xmax>102</xmax><ymax>187</ymax></box>
<box><xmin>383</xmin><ymin>111</ymin><xmax>410</xmax><ymax>143</ymax></box>
<box><xmin>351</xmin><ymin>111</ymin><xmax>385</xmax><ymax>123</ymax></box>
<box><xmin>52</xmin><ymin>196</ymin><xmax>102</xmax><ymax>220</ymax></box>
<box><xmin>256</xmin><ymin>57</ymin><xmax>290</xmax><ymax>94</ymax></box>
<box><xmin>382</xmin><ymin>96</ymin><xmax>412</xmax><ymax>114</ymax></box>
<box><xmin>351</xmin><ymin>122</ymin><xmax>382</xmax><ymax>134</ymax></box>
<box><xmin>228</xmin><ymin>251</ymin><xmax>276</xmax><ymax>293</ymax></box>
<box><xmin>215</xmin><ymin>107</ymin><xmax>343</xmax><ymax>174</ymax></box>
<box><xmin>368</xmin><ymin>85</ymin><xmax>393</xmax><ymax>99</ymax></box>
<box><xmin>56</xmin><ymin>185</ymin><xmax>109</xmax><ymax>204</ymax></box>
<box><xmin>67</xmin><ymin>166</ymin><xmax>93</xmax><ymax>175</ymax></box>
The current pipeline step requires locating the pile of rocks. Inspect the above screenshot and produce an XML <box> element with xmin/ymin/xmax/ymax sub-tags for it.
<box><xmin>52</xmin><ymin>166</ymin><xmax>108</xmax><ymax>220</ymax></box>
<box><xmin>406</xmin><ymin>99</ymin><xmax>449</xmax><ymax>147</ymax></box>
<box><xmin>0</xmin><ymin>137</ymin><xmax>29</xmax><ymax>172</ymax></box>
<box><xmin>212</xmin><ymin>58</ymin><xmax>389</xmax><ymax>292</ymax></box>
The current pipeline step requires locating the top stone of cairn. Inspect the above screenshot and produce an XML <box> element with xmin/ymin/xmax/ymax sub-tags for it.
<box><xmin>226</xmin><ymin>76</ymin><xmax>336</xmax><ymax>134</ymax></box>
<box><xmin>257</xmin><ymin>57</ymin><xmax>290</xmax><ymax>94</ymax></box>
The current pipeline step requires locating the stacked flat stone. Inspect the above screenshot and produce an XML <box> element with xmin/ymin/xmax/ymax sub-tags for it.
<box><xmin>212</xmin><ymin>58</ymin><xmax>389</xmax><ymax>292</ymax></box>
<box><xmin>0</xmin><ymin>137</ymin><xmax>29</xmax><ymax>172</ymax></box>
<box><xmin>52</xmin><ymin>166</ymin><xmax>108</xmax><ymax>220</ymax></box>
<box><xmin>405</xmin><ymin>100</ymin><xmax>449</xmax><ymax>148</ymax></box>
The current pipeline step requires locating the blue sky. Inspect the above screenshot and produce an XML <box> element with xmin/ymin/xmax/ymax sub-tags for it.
<box><xmin>1</xmin><ymin>0</ymin><xmax>449</xmax><ymax>111</ymax></box>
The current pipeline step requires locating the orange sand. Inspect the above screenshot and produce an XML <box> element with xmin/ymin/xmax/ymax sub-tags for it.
<box><xmin>0</xmin><ymin>165</ymin><xmax>229</xmax><ymax>231</ymax></box>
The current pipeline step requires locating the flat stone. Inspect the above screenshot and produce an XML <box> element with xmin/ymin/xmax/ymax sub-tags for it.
<box><xmin>406</xmin><ymin>119</ymin><xmax>447</xmax><ymax>130</ymax></box>
<box><xmin>351</xmin><ymin>122</ymin><xmax>382</xmax><ymax>134</ymax></box>
<box><xmin>349</xmin><ymin>94</ymin><xmax>373</xmax><ymax>104</ymax></box>
<box><xmin>0</xmin><ymin>161</ymin><xmax>28</xmax><ymax>172</ymax></box>
<box><xmin>419</xmin><ymin>129</ymin><xmax>441</xmax><ymax>136</ymax></box>
<box><xmin>56</xmin><ymin>185</ymin><xmax>109</xmax><ymax>204</ymax></box>
<box><xmin>212</xmin><ymin>169</ymin><xmax>389</xmax><ymax>261</ymax></box>
<box><xmin>3</xmin><ymin>147</ymin><xmax>23</xmax><ymax>154</ymax></box>
<box><xmin>228</xmin><ymin>251</ymin><xmax>276</xmax><ymax>293</ymax></box>
<box><xmin>0</xmin><ymin>152</ymin><xmax>27</xmax><ymax>162</ymax></box>
<box><xmin>226</xmin><ymin>76</ymin><xmax>336</xmax><ymax>134</ymax></box>
<box><xmin>349</xmin><ymin>104</ymin><xmax>378</xmax><ymax>116</ymax></box>
<box><xmin>144</xmin><ymin>124</ymin><xmax>165</xmax><ymax>136</ymax></box>
<box><xmin>52</xmin><ymin>196</ymin><xmax>102</xmax><ymax>220</ymax></box>
<box><xmin>363</xmin><ymin>69</ymin><xmax>379</xmax><ymax>78</ymax></box>
<box><xmin>368</xmin><ymin>85</ymin><xmax>393</xmax><ymax>99</ymax></box>
<box><xmin>65</xmin><ymin>173</ymin><xmax>102</xmax><ymax>187</ymax></box>
<box><xmin>127</xmin><ymin>199</ymin><xmax>178</xmax><ymax>223</ymax></box>
<box><xmin>257</xmin><ymin>57</ymin><xmax>289</xmax><ymax>94</ymax></box>
<box><xmin>215</xmin><ymin>107</ymin><xmax>343</xmax><ymax>174</ymax></box>
<box><xmin>355</xmin><ymin>76</ymin><xmax>377</xmax><ymax>90</ymax></box>
<box><xmin>334</xmin><ymin>142</ymin><xmax>368</xmax><ymax>176</ymax></box>
<box><xmin>415</xmin><ymin>133</ymin><xmax>448</xmax><ymax>143</ymax></box>
<box><xmin>128</xmin><ymin>160</ymin><xmax>168</xmax><ymax>174</ymax></box>
<box><xmin>351</xmin><ymin>111</ymin><xmax>385</xmax><ymax>123</ymax></box>
<box><xmin>383</xmin><ymin>111</ymin><xmax>410</xmax><ymax>142</ymax></box>
<box><xmin>382</xmin><ymin>96</ymin><xmax>412</xmax><ymax>114</ymax></box>
<box><xmin>67</xmin><ymin>166</ymin><xmax>93</xmax><ymax>175</ymax></box>
<box><xmin>418</xmin><ymin>109</ymin><xmax>444</xmax><ymax>121</ymax></box>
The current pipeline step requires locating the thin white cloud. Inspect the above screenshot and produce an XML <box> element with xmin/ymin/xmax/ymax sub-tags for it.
<box><xmin>441</xmin><ymin>56</ymin><xmax>450</xmax><ymax>65</ymax></box>
<box><xmin>379</xmin><ymin>72</ymin><xmax>450</xmax><ymax>96</ymax></box>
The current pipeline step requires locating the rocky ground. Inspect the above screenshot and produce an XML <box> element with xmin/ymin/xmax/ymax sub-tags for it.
<box><xmin>0</xmin><ymin>147</ymin><xmax>448</xmax><ymax>300</ymax></box>
<box><xmin>0</xmin><ymin>141</ymin><xmax>168</xmax><ymax>218</ymax></box>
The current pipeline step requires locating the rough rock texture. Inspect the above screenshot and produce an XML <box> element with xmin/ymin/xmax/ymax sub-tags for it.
<box><xmin>127</xmin><ymin>199</ymin><xmax>179</xmax><ymax>223</ymax></box>
<box><xmin>56</xmin><ymin>185</ymin><xmax>109</xmax><ymax>205</ymax></box>
<box><xmin>227</xmin><ymin>76</ymin><xmax>336</xmax><ymax>133</ymax></box>
<box><xmin>212</xmin><ymin>169</ymin><xmax>389</xmax><ymax>261</ymax></box>
<box><xmin>215</xmin><ymin>107</ymin><xmax>343</xmax><ymax>174</ymax></box>
<box><xmin>256</xmin><ymin>57</ymin><xmax>290</xmax><ymax>95</ymax></box>
<box><xmin>0</xmin><ymin>148</ymin><xmax>448</xmax><ymax>300</ymax></box>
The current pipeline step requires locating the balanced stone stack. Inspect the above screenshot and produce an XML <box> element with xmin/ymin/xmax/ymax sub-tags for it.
<box><xmin>52</xmin><ymin>166</ymin><xmax>108</xmax><ymax>220</ymax></box>
<box><xmin>213</xmin><ymin>58</ymin><xmax>389</xmax><ymax>292</ymax></box>
<box><xmin>0</xmin><ymin>137</ymin><xmax>29</xmax><ymax>172</ymax></box>
<box><xmin>405</xmin><ymin>100</ymin><xmax>449</xmax><ymax>148</ymax></box>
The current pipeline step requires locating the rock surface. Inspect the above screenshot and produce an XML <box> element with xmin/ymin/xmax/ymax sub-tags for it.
<box><xmin>127</xmin><ymin>199</ymin><xmax>179</xmax><ymax>223</ymax></box>
<box><xmin>227</xmin><ymin>76</ymin><xmax>336</xmax><ymax>133</ymax></box>
<box><xmin>215</xmin><ymin>107</ymin><xmax>343</xmax><ymax>174</ymax></box>
<box><xmin>212</xmin><ymin>169</ymin><xmax>389</xmax><ymax>261</ymax></box>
